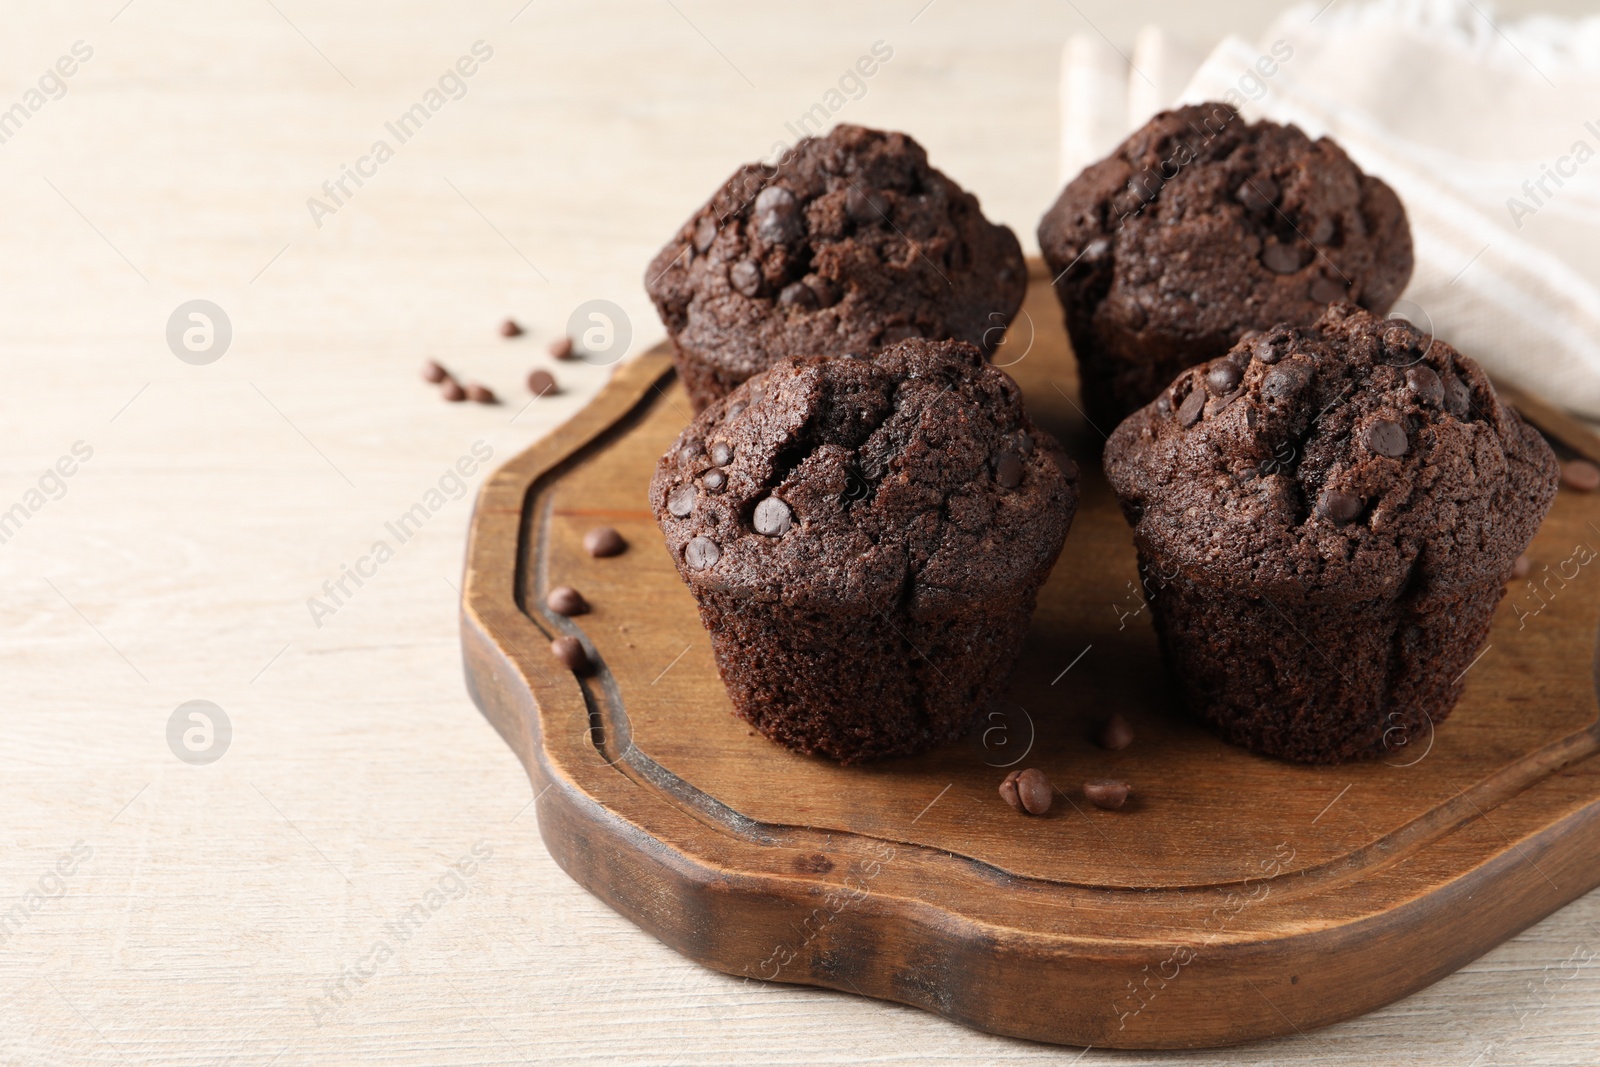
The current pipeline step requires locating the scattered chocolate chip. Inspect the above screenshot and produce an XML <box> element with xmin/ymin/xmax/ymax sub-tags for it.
<box><xmin>1261</xmin><ymin>241</ymin><xmax>1307</xmax><ymax>274</ymax></box>
<box><xmin>729</xmin><ymin>260</ymin><xmax>763</xmax><ymax>297</ymax></box>
<box><xmin>753</xmin><ymin>496</ymin><xmax>792</xmax><ymax>537</ymax></box>
<box><xmin>667</xmin><ymin>484</ymin><xmax>696</xmax><ymax>519</ymax></box>
<box><xmin>709</xmin><ymin>441</ymin><xmax>733</xmax><ymax>466</ymax></box>
<box><xmin>1405</xmin><ymin>365</ymin><xmax>1444</xmax><ymax>407</ymax></box>
<box><xmin>550</xmin><ymin>635</ymin><xmax>589</xmax><ymax>673</ymax></box>
<box><xmin>584</xmin><ymin>526</ymin><xmax>626</xmax><ymax>557</ymax></box>
<box><xmin>726</xmin><ymin>401</ymin><xmax>746</xmax><ymax>418</ymax></box>
<box><xmin>549</xmin><ymin>337</ymin><xmax>575</xmax><ymax>361</ymax></box>
<box><xmin>778</xmin><ymin>281</ymin><xmax>817</xmax><ymax>309</ymax></box>
<box><xmin>1084</xmin><ymin>779</ymin><xmax>1130</xmax><ymax>810</ymax></box>
<box><xmin>1205</xmin><ymin>361</ymin><xmax>1243</xmax><ymax>396</ymax></box>
<box><xmin>685</xmin><ymin>535</ymin><xmax>721</xmax><ymax>569</ymax></box>
<box><xmin>1309</xmin><ymin>275</ymin><xmax>1347</xmax><ymax>303</ymax></box>
<box><xmin>1000</xmin><ymin>769</ymin><xmax>1052</xmax><ymax>815</ymax></box>
<box><xmin>1512</xmin><ymin>554</ymin><xmax>1532</xmax><ymax>581</ymax></box>
<box><xmin>1443</xmin><ymin>374</ymin><xmax>1472</xmax><ymax>417</ymax></box>
<box><xmin>693</xmin><ymin>215</ymin><xmax>718</xmax><ymax>252</ymax></box>
<box><xmin>1562</xmin><ymin>459</ymin><xmax>1600</xmax><ymax>492</ymax></box>
<box><xmin>441</xmin><ymin>379</ymin><xmax>466</xmax><ymax>402</ymax></box>
<box><xmin>1261</xmin><ymin>362</ymin><xmax>1311</xmax><ymax>404</ymax></box>
<box><xmin>1236</xmin><ymin>177</ymin><xmax>1277</xmax><ymax>212</ymax></box>
<box><xmin>528</xmin><ymin>369</ymin><xmax>558</xmax><ymax>397</ymax></box>
<box><xmin>1251</xmin><ymin>336</ymin><xmax>1287</xmax><ymax>365</ymax></box>
<box><xmin>1096</xmin><ymin>713</ymin><xmax>1134</xmax><ymax>751</ymax></box>
<box><xmin>845</xmin><ymin>185</ymin><xmax>888</xmax><ymax>223</ymax></box>
<box><xmin>1363</xmin><ymin>419</ymin><xmax>1408</xmax><ymax>458</ymax></box>
<box><xmin>546</xmin><ymin>586</ymin><xmax>588</xmax><ymax>616</ymax></box>
<box><xmin>422</xmin><ymin>360</ymin><xmax>450</xmax><ymax>383</ymax></box>
<box><xmin>1317</xmin><ymin>488</ymin><xmax>1363</xmax><ymax>523</ymax></box>
<box><xmin>499</xmin><ymin>318</ymin><xmax>523</xmax><ymax>338</ymax></box>
<box><xmin>465</xmin><ymin>383</ymin><xmax>497</xmax><ymax>404</ymax></box>
<box><xmin>702</xmin><ymin>468</ymin><xmax>726</xmax><ymax>491</ymax></box>
<box><xmin>994</xmin><ymin>451</ymin><xmax>1024</xmax><ymax>489</ymax></box>
<box><xmin>806</xmin><ymin>276</ymin><xmax>840</xmax><ymax>308</ymax></box>
<box><xmin>1177</xmin><ymin>387</ymin><xmax>1205</xmax><ymax>427</ymax></box>
<box><xmin>754</xmin><ymin>185</ymin><xmax>803</xmax><ymax>243</ymax></box>
<box><xmin>1308</xmin><ymin>215</ymin><xmax>1336</xmax><ymax>245</ymax></box>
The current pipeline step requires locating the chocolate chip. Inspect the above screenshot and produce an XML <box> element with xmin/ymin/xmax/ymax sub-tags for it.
<box><xmin>546</xmin><ymin>586</ymin><xmax>588</xmax><ymax>616</ymax></box>
<box><xmin>845</xmin><ymin>185</ymin><xmax>888</xmax><ymax>223</ymax></box>
<box><xmin>549</xmin><ymin>337</ymin><xmax>575</xmax><ymax>361</ymax></box>
<box><xmin>1443</xmin><ymin>374</ymin><xmax>1472</xmax><ymax>417</ymax></box>
<box><xmin>1511</xmin><ymin>554</ymin><xmax>1532</xmax><ymax>580</ymax></box>
<box><xmin>1084</xmin><ymin>779</ymin><xmax>1130</xmax><ymax>810</ymax></box>
<box><xmin>1317</xmin><ymin>488</ymin><xmax>1363</xmax><ymax>523</ymax></box>
<box><xmin>1309</xmin><ymin>275</ymin><xmax>1347</xmax><ymax>303</ymax></box>
<box><xmin>994</xmin><ymin>451</ymin><xmax>1024</xmax><ymax>488</ymax></box>
<box><xmin>466</xmin><ymin>383</ymin><xmax>497</xmax><ymax>404</ymax></box>
<box><xmin>753</xmin><ymin>497</ymin><xmax>791</xmax><ymax>536</ymax></box>
<box><xmin>709</xmin><ymin>441</ymin><xmax>733</xmax><ymax>466</ymax></box>
<box><xmin>693</xmin><ymin>215</ymin><xmax>718</xmax><ymax>252</ymax></box>
<box><xmin>730</xmin><ymin>260</ymin><xmax>763</xmax><ymax>297</ymax></box>
<box><xmin>550</xmin><ymin>635</ymin><xmax>589</xmax><ymax>673</ymax></box>
<box><xmin>527</xmin><ymin>369</ymin><xmax>558</xmax><ymax>397</ymax></box>
<box><xmin>499</xmin><ymin>318</ymin><xmax>523</xmax><ymax>338</ymax></box>
<box><xmin>1562</xmin><ymin>459</ymin><xmax>1600</xmax><ymax>492</ymax></box>
<box><xmin>1236</xmin><ymin>177</ymin><xmax>1277</xmax><ymax>212</ymax></box>
<box><xmin>806</xmin><ymin>276</ymin><xmax>840</xmax><ymax>308</ymax></box>
<box><xmin>754</xmin><ymin>185</ymin><xmax>803</xmax><ymax>243</ymax></box>
<box><xmin>1000</xmin><ymin>769</ymin><xmax>1052</xmax><ymax>815</ymax></box>
<box><xmin>1405</xmin><ymin>366</ymin><xmax>1444</xmax><ymax>407</ymax></box>
<box><xmin>1261</xmin><ymin>241</ymin><xmax>1307</xmax><ymax>274</ymax></box>
<box><xmin>1261</xmin><ymin>362</ymin><xmax>1310</xmax><ymax>404</ymax></box>
<box><xmin>441</xmin><ymin>379</ymin><xmax>466</xmax><ymax>402</ymax></box>
<box><xmin>1251</xmin><ymin>336</ymin><xmax>1287</xmax><ymax>365</ymax></box>
<box><xmin>1096</xmin><ymin>712</ymin><xmax>1134</xmax><ymax>751</ymax></box>
<box><xmin>726</xmin><ymin>401</ymin><xmax>746</xmax><ymax>418</ymax></box>
<box><xmin>422</xmin><ymin>360</ymin><xmax>450</xmax><ymax>383</ymax></box>
<box><xmin>685</xmin><ymin>535</ymin><xmax>721</xmax><ymax>569</ymax></box>
<box><xmin>702</xmin><ymin>468</ymin><xmax>726</xmax><ymax>491</ymax></box>
<box><xmin>584</xmin><ymin>526</ymin><xmax>626</xmax><ymax>557</ymax></box>
<box><xmin>667</xmin><ymin>484</ymin><xmax>696</xmax><ymax>519</ymax></box>
<box><xmin>1205</xmin><ymin>361</ymin><xmax>1243</xmax><ymax>396</ymax></box>
<box><xmin>1309</xmin><ymin>215</ymin><xmax>1336</xmax><ymax>245</ymax></box>
<box><xmin>778</xmin><ymin>281</ymin><xmax>817</xmax><ymax>309</ymax></box>
<box><xmin>1363</xmin><ymin>419</ymin><xmax>1408</xmax><ymax>458</ymax></box>
<box><xmin>1177</xmin><ymin>387</ymin><xmax>1205</xmax><ymax>427</ymax></box>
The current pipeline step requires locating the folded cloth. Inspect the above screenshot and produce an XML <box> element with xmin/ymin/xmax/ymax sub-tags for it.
<box><xmin>1058</xmin><ymin>1</ymin><xmax>1600</xmax><ymax>422</ymax></box>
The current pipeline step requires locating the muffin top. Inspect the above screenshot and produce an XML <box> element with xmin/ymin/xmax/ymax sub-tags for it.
<box><xmin>1038</xmin><ymin>103</ymin><xmax>1412</xmax><ymax>352</ymax></box>
<box><xmin>645</xmin><ymin>125</ymin><xmax>1026</xmax><ymax>387</ymax></box>
<box><xmin>650</xmin><ymin>339</ymin><xmax>1077</xmax><ymax>613</ymax></box>
<box><xmin>1104</xmin><ymin>303</ymin><xmax>1558</xmax><ymax>599</ymax></box>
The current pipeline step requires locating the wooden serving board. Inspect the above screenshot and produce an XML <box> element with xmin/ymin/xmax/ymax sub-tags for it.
<box><xmin>460</xmin><ymin>262</ymin><xmax>1600</xmax><ymax>1049</ymax></box>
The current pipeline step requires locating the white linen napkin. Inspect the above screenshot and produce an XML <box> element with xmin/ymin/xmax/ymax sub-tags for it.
<box><xmin>1057</xmin><ymin>1</ymin><xmax>1600</xmax><ymax>422</ymax></box>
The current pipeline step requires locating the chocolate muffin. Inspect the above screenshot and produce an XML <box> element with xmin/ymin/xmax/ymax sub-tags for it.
<box><xmin>650</xmin><ymin>339</ymin><xmax>1077</xmax><ymax>763</ymax></box>
<box><xmin>1103</xmin><ymin>303</ymin><xmax>1557</xmax><ymax>763</ymax></box>
<box><xmin>1039</xmin><ymin>102</ymin><xmax>1413</xmax><ymax>429</ymax></box>
<box><xmin>646</xmin><ymin>125</ymin><xmax>1027</xmax><ymax>411</ymax></box>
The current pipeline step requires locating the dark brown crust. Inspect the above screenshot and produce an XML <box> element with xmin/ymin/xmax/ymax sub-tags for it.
<box><xmin>1103</xmin><ymin>304</ymin><xmax>1558</xmax><ymax>762</ymax></box>
<box><xmin>1038</xmin><ymin>103</ymin><xmax>1414</xmax><ymax>429</ymax></box>
<box><xmin>646</xmin><ymin>126</ymin><xmax>1028</xmax><ymax>411</ymax></box>
<box><xmin>649</xmin><ymin>339</ymin><xmax>1078</xmax><ymax>762</ymax></box>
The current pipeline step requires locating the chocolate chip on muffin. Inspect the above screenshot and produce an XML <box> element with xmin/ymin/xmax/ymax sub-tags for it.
<box><xmin>650</xmin><ymin>339</ymin><xmax>1078</xmax><ymax>763</ymax></box>
<box><xmin>1103</xmin><ymin>303</ymin><xmax>1558</xmax><ymax>763</ymax></box>
<box><xmin>1039</xmin><ymin>102</ymin><xmax>1413</xmax><ymax>429</ymax></box>
<box><xmin>646</xmin><ymin>125</ymin><xmax>1028</xmax><ymax>410</ymax></box>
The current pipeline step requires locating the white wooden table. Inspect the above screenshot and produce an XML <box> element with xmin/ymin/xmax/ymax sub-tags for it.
<box><xmin>4</xmin><ymin>1</ymin><xmax>1598</xmax><ymax>1063</ymax></box>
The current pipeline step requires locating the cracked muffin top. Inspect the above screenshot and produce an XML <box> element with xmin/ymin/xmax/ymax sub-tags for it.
<box><xmin>1104</xmin><ymin>303</ymin><xmax>1558</xmax><ymax>598</ymax></box>
<box><xmin>649</xmin><ymin>339</ymin><xmax>1077</xmax><ymax>613</ymax></box>
<box><xmin>1038</xmin><ymin>103</ymin><xmax>1413</xmax><ymax>357</ymax></box>
<box><xmin>645</xmin><ymin>125</ymin><xmax>1027</xmax><ymax>399</ymax></box>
